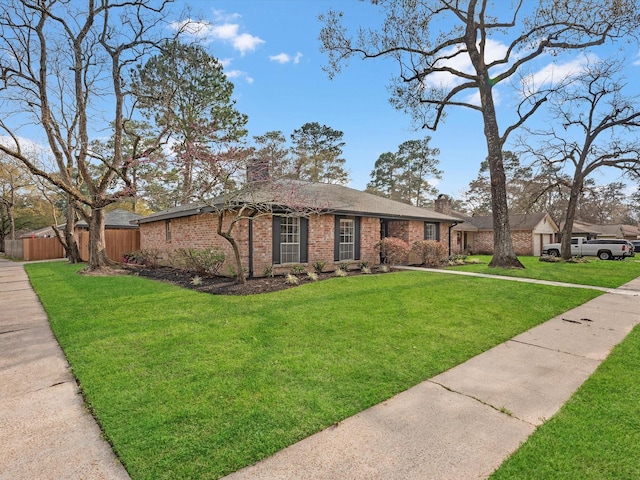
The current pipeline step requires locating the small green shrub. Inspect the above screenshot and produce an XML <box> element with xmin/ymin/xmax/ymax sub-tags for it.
<box><xmin>290</xmin><ymin>264</ymin><xmax>306</xmax><ymax>275</ymax></box>
<box><xmin>228</xmin><ymin>265</ymin><xmax>248</xmax><ymax>280</ymax></box>
<box><xmin>171</xmin><ymin>248</ymin><xmax>225</xmax><ymax>276</ymax></box>
<box><xmin>412</xmin><ymin>240</ymin><xmax>448</xmax><ymax>267</ymax></box>
<box><xmin>361</xmin><ymin>266</ymin><xmax>372</xmax><ymax>274</ymax></box>
<box><xmin>191</xmin><ymin>275</ymin><xmax>202</xmax><ymax>286</ymax></box>
<box><xmin>312</xmin><ymin>261</ymin><xmax>326</xmax><ymax>274</ymax></box>
<box><xmin>375</xmin><ymin>237</ymin><xmax>410</xmax><ymax>265</ymax></box>
<box><xmin>334</xmin><ymin>268</ymin><xmax>348</xmax><ymax>277</ymax></box>
<box><xmin>263</xmin><ymin>265</ymin><xmax>274</xmax><ymax>277</ymax></box>
<box><xmin>307</xmin><ymin>271</ymin><xmax>319</xmax><ymax>281</ymax></box>
<box><xmin>359</xmin><ymin>261</ymin><xmax>370</xmax><ymax>269</ymax></box>
<box><xmin>338</xmin><ymin>261</ymin><xmax>351</xmax><ymax>271</ymax></box>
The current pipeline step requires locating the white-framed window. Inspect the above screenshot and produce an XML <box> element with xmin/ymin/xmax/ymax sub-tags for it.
<box><xmin>425</xmin><ymin>223</ymin><xmax>437</xmax><ymax>240</ymax></box>
<box><xmin>339</xmin><ymin>218</ymin><xmax>355</xmax><ymax>260</ymax></box>
<box><xmin>280</xmin><ymin>216</ymin><xmax>300</xmax><ymax>263</ymax></box>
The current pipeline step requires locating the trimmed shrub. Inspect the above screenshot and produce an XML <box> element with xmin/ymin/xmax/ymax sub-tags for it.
<box><xmin>412</xmin><ymin>240</ymin><xmax>449</xmax><ymax>267</ymax></box>
<box><xmin>121</xmin><ymin>249</ymin><xmax>161</xmax><ymax>268</ymax></box>
<box><xmin>375</xmin><ymin>237</ymin><xmax>410</xmax><ymax>265</ymax></box>
<box><xmin>171</xmin><ymin>247</ymin><xmax>226</xmax><ymax>276</ymax></box>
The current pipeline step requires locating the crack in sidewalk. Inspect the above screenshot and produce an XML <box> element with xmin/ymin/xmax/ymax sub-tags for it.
<box><xmin>427</xmin><ymin>379</ymin><xmax>537</xmax><ymax>427</ymax></box>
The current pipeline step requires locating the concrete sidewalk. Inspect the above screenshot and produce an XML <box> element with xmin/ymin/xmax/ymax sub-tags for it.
<box><xmin>225</xmin><ymin>274</ymin><xmax>640</xmax><ymax>480</ymax></box>
<box><xmin>0</xmin><ymin>259</ymin><xmax>129</xmax><ymax>480</ymax></box>
<box><xmin>1</xmin><ymin>258</ymin><xmax>639</xmax><ymax>479</ymax></box>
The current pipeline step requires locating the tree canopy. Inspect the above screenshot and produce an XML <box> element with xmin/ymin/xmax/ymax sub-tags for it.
<box><xmin>290</xmin><ymin>122</ymin><xmax>349</xmax><ymax>184</ymax></box>
<box><xmin>367</xmin><ymin>137</ymin><xmax>442</xmax><ymax>207</ymax></box>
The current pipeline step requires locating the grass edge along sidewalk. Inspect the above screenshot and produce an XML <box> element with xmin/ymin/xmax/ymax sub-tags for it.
<box><xmin>24</xmin><ymin>261</ymin><xmax>634</xmax><ymax>479</ymax></box>
<box><xmin>491</xmin><ymin>320</ymin><xmax>640</xmax><ymax>479</ymax></box>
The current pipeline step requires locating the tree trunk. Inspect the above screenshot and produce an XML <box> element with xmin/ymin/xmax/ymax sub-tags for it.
<box><xmin>85</xmin><ymin>207</ymin><xmax>113</xmax><ymax>270</ymax></box>
<box><xmin>63</xmin><ymin>200</ymin><xmax>82</xmax><ymax>263</ymax></box>
<box><xmin>560</xmin><ymin>175</ymin><xmax>584</xmax><ymax>260</ymax></box>
<box><xmin>216</xmin><ymin>212</ymin><xmax>247</xmax><ymax>284</ymax></box>
<box><xmin>477</xmin><ymin>81</ymin><xmax>523</xmax><ymax>269</ymax></box>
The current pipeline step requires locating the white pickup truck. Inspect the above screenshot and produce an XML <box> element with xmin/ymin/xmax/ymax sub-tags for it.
<box><xmin>542</xmin><ymin>237</ymin><xmax>634</xmax><ymax>260</ymax></box>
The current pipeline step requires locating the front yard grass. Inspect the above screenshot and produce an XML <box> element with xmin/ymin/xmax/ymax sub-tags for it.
<box><xmin>448</xmin><ymin>255</ymin><xmax>640</xmax><ymax>288</ymax></box>
<box><xmin>27</xmin><ymin>262</ymin><xmax>602</xmax><ymax>479</ymax></box>
<box><xmin>491</xmin><ymin>322</ymin><xmax>640</xmax><ymax>479</ymax></box>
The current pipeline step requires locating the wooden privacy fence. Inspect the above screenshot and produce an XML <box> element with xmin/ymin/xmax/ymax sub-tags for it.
<box><xmin>4</xmin><ymin>228</ymin><xmax>139</xmax><ymax>262</ymax></box>
<box><xmin>5</xmin><ymin>237</ymin><xmax>64</xmax><ymax>261</ymax></box>
<box><xmin>78</xmin><ymin>229</ymin><xmax>140</xmax><ymax>262</ymax></box>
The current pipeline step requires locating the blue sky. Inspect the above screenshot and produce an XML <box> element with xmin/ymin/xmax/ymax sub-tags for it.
<box><xmin>169</xmin><ymin>1</ymin><xmax>640</xmax><ymax>200</ymax></box>
<box><xmin>5</xmin><ymin>1</ymin><xmax>638</xmax><ymax>201</ymax></box>
<box><xmin>167</xmin><ymin>1</ymin><xmax>492</xmax><ymax>197</ymax></box>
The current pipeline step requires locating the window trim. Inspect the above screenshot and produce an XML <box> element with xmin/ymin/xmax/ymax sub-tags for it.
<box><xmin>334</xmin><ymin>216</ymin><xmax>360</xmax><ymax>261</ymax></box>
<box><xmin>272</xmin><ymin>216</ymin><xmax>308</xmax><ymax>265</ymax></box>
<box><xmin>280</xmin><ymin>216</ymin><xmax>301</xmax><ymax>264</ymax></box>
<box><xmin>424</xmin><ymin>222</ymin><xmax>440</xmax><ymax>241</ymax></box>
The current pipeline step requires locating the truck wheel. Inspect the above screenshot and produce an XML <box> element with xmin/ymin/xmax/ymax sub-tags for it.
<box><xmin>548</xmin><ymin>249</ymin><xmax>559</xmax><ymax>257</ymax></box>
<box><xmin>598</xmin><ymin>250</ymin><xmax>612</xmax><ymax>260</ymax></box>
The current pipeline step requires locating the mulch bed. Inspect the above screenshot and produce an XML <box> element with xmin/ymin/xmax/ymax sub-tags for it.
<box><xmin>123</xmin><ymin>264</ymin><xmax>376</xmax><ymax>296</ymax></box>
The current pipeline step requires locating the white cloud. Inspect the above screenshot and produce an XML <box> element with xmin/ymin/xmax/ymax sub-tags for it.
<box><xmin>225</xmin><ymin>70</ymin><xmax>254</xmax><ymax>84</ymax></box>
<box><xmin>170</xmin><ymin>16</ymin><xmax>264</xmax><ymax>55</ymax></box>
<box><xmin>269</xmin><ymin>52</ymin><xmax>303</xmax><ymax>65</ymax></box>
<box><xmin>523</xmin><ymin>53</ymin><xmax>598</xmax><ymax>92</ymax></box>
<box><xmin>269</xmin><ymin>53</ymin><xmax>291</xmax><ymax>64</ymax></box>
<box><xmin>422</xmin><ymin>39</ymin><xmax>510</xmax><ymax>90</ymax></box>
<box><xmin>633</xmin><ymin>50</ymin><xmax>640</xmax><ymax>66</ymax></box>
<box><xmin>232</xmin><ymin>33</ymin><xmax>265</xmax><ymax>55</ymax></box>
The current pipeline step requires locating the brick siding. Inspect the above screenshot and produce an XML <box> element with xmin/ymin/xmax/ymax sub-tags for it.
<box><xmin>140</xmin><ymin>211</ymin><xmax>453</xmax><ymax>276</ymax></box>
<box><xmin>457</xmin><ymin>230</ymin><xmax>535</xmax><ymax>255</ymax></box>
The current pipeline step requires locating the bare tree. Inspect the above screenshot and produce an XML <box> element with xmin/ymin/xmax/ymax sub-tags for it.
<box><xmin>193</xmin><ymin>150</ymin><xmax>329</xmax><ymax>284</ymax></box>
<box><xmin>320</xmin><ymin>0</ymin><xmax>639</xmax><ymax>268</ymax></box>
<box><xmin>0</xmin><ymin>0</ymin><xmax>173</xmax><ymax>270</ymax></box>
<box><xmin>524</xmin><ymin>58</ymin><xmax>640</xmax><ymax>258</ymax></box>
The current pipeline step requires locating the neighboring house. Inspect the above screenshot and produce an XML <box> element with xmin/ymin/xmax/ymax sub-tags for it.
<box><xmin>135</xmin><ymin>180</ymin><xmax>461</xmax><ymax>277</ymax></box>
<box><xmin>558</xmin><ymin>221</ymin><xmax>640</xmax><ymax>241</ymax></box>
<box><xmin>450</xmin><ymin>212</ymin><xmax>558</xmax><ymax>256</ymax></box>
<box><xmin>430</xmin><ymin>195</ymin><xmax>558</xmax><ymax>257</ymax></box>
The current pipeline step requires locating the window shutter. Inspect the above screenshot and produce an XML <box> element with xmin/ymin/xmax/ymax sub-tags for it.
<box><xmin>334</xmin><ymin>216</ymin><xmax>341</xmax><ymax>262</ymax></box>
<box><xmin>354</xmin><ymin>217</ymin><xmax>361</xmax><ymax>260</ymax></box>
<box><xmin>300</xmin><ymin>217</ymin><xmax>308</xmax><ymax>263</ymax></box>
<box><xmin>272</xmin><ymin>216</ymin><xmax>281</xmax><ymax>264</ymax></box>
<box><xmin>435</xmin><ymin>222</ymin><xmax>440</xmax><ymax>241</ymax></box>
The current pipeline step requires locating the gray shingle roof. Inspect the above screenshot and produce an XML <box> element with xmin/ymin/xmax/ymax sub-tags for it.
<box><xmin>77</xmin><ymin>209</ymin><xmax>143</xmax><ymax>229</ymax></box>
<box><xmin>137</xmin><ymin>180</ymin><xmax>461</xmax><ymax>224</ymax></box>
<box><xmin>453</xmin><ymin>212</ymin><xmax>549</xmax><ymax>231</ymax></box>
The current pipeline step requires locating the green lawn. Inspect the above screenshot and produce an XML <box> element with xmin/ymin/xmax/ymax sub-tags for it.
<box><xmin>448</xmin><ymin>255</ymin><xmax>640</xmax><ymax>288</ymax></box>
<box><xmin>24</xmin><ymin>261</ymin><xmax>632</xmax><ymax>479</ymax></box>
<box><xmin>491</xmin><ymin>322</ymin><xmax>640</xmax><ymax>479</ymax></box>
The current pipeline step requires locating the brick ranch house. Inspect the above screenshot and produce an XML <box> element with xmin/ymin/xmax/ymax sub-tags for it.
<box><xmin>449</xmin><ymin>212</ymin><xmax>558</xmax><ymax>257</ymax></box>
<box><xmin>135</xmin><ymin>180</ymin><xmax>461</xmax><ymax>277</ymax></box>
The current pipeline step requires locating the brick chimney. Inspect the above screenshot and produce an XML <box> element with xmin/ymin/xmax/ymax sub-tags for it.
<box><xmin>247</xmin><ymin>158</ymin><xmax>270</xmax><ymax>183</ymax></box>
<box><xmin>434</xmin><ymin>194</ymin><xmax>452</xmax><ymax>215</ymax></box>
